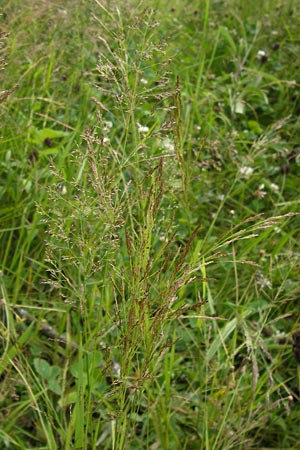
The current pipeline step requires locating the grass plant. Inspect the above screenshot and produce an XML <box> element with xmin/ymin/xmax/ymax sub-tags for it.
<box><xmin>1</xmin><ymin>0</ymin><xmax>300</xmax><ymax>449</ymax></box>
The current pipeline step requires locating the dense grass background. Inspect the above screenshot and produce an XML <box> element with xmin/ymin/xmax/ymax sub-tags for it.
<box><xmin>1</xmin><ymin>1</ymin><xmax>300</xmax><ymax>449</ymax></box>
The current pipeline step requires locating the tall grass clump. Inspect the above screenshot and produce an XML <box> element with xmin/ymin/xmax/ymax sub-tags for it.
<box><xmin>1</xmin><ymin>1</ymin><xmax>300</xmax><ymax>449</ymax></box>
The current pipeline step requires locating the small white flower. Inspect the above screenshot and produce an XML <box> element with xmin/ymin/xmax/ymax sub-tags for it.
<box><xmin>103</xmin><ymin>137</ymin><xmax>110</xmax><ymax>145</ymax></box>
<box><xmin>137</xmin><ymin>123</ymin><xmax>149</xmax><ymax>134</ymax></box>
<box><xmin>256</xmin><ymin>272</ymin><xmax>272</xmax><ymax>289</ymax></box>
<box><xmin>103</xmin><ymin>121</ymin><xmax>113</xmax><ymax>135</ymax></box>
<box><xmin>257</xmin><ymin>50</ymin><xmax>267</xmax><ymax>58</ymax></box>
<box><xmin>254</xmin><ymin>183</ymin><xmax>266</xmax><ymax>199</ymax></box>
<box><xmin>140</xmin><ymin>78</ymin><xmax>148</xmax><ymax>85</ymax></box>
<box><xmin>239</xmin><ymin>166</ymin><xmax>254</xmax><ymax>178</ymax></box>
<box><xmin>254</xmin><ymin>188</ymin><xmax>266</xmax><ymax>199</ymax></box>
<box><xmin>270</xmin><ymin>183</ymin><xmax>279</xmax><ymax>192</ymax></box>
<box><xmin>104</xmin><ymin>120</ymin><xmax>113</xmax><ymax>130</ymax></box>
<box><xmin>58</xmin><ymin>8</ymin><xmax>67</xmax><ymax>16</ymax></box>
<box><xmin>256</xmin><ymin>50</ymin><xmax>268</xmax><ymax>62</ymax></box>
<box><xmin>161</xmin><ymin>138</ymin><xmax>175</xmax><ymax>152</ymax></box>
<box><xmin>60</xmin><ymin>185</ymin><xmax>67</xmax><ymax>195</ymax></box>
<box><xmin>112</xmin><ymin>360</ymin><xmax>121</xmax><ymax>377</ymax></box>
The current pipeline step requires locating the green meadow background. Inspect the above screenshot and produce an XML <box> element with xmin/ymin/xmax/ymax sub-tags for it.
<box><xmin>1</xmin><ymin>1</ymin><xmax>300</xmax><ymax>449</ymax></box>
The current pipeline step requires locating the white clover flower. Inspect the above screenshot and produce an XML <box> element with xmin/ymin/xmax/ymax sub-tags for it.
<box><xmin>103</xmin><ymin>121</ymin><xmax>113</xmax><ymax>134</ymax></box>
<box><xmin>104</xmin><ymin>120</ymin><xmax>113</xmax><ymax>129</ymax></box>
<box><xmin>254</xmin><ymin>183</ymin><xmax>266</xmax><ymax>199</ymax></box>
<box><xmin>270</xmin><ymin>183</ymin><xmax>279</xmax><ymax>192</ymax></box>
<box><xmin>159</xmin><ymin>234</ymin><xmax>167</xmax><ymax>242</ymax></box>
<box><xmin>256</xmin><ymin>50</ymin><xmax>268</xmax><ymax>62</ymax></box>
<box><xmin>161</xmin><ymin>138</ymin><xmax>175</xmax><ymax>152</ymax></box>
<box><xmin>239</xmin><ymin>166</ymin><xmax>254</xmax><ymax>178</ymax></box>
<box><xmin>58</xmin><ymin>8</ymin><xmax>67</xmax><ymax>16</ymax></box>
<box><xmin>103</xmin><ymin>137</ymin><xmax>110</xmax><ymax>145</ymax></box>
<box><xmin>137</xmin><ymin>123</ymin><xmax>149</xmax><ymax>134</ymax></box>
<box><xmin>112</xmin><ymin>360</ymin><xmax>121</xmax><ymax>377</ymax></box>
<box><xmin>257</xmin><ymin>50</ymin><xmax>267</xmax><ymax>58</ymax></box>
<box><xmin>254</xmin><ymin>188</ymin><xmax>266</xmax><ymax>199</ymax></box>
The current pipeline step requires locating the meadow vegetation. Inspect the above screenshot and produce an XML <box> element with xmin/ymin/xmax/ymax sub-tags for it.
<box><xmin>1</xmin><ymin>0</ymin><xmax>300</xmax><ymax>448</ymax></box>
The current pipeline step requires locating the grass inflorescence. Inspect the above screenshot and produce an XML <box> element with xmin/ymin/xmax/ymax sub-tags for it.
<box><xmin>1</xmin><ymin>1</ymin><xmax>300</xmax><ymax>449</ymax></box>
